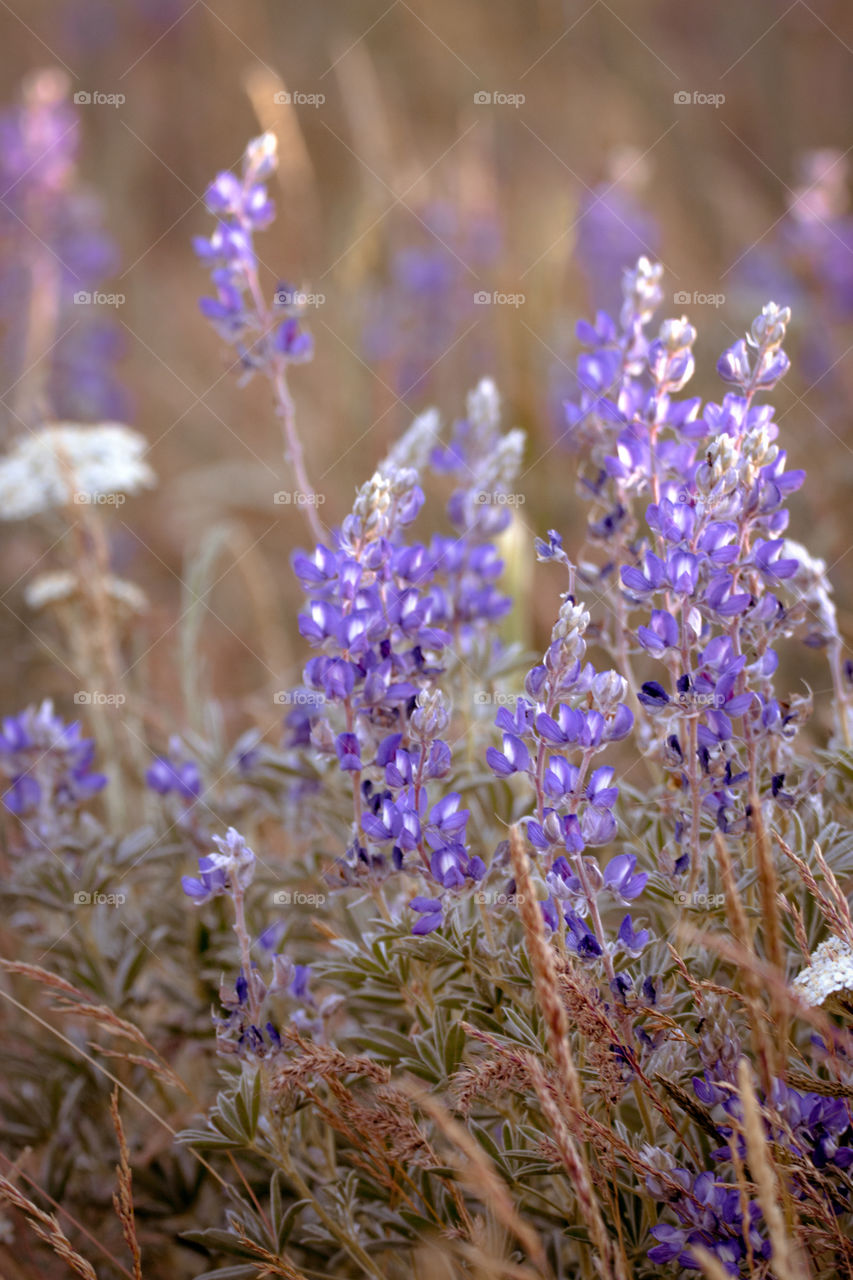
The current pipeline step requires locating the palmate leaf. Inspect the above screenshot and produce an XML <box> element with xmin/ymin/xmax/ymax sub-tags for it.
<box><xmin>178</xmin><ymin>1128</ymin><xmax>247</xmax><ymax>1152</ymax></box>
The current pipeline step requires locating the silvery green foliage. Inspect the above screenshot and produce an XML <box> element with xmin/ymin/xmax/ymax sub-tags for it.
<box><xmin>5</xmin><ymin>127</ymin><xmax>853</xmax><ymax>1277</ymax></box>
<box><xmin>162</xmin><ymin>257</ymin><xmax>853</xmax><ymax>1277</ymax></box>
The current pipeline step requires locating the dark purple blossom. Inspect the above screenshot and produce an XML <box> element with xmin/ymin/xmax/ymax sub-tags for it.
<box><xmin>146</xmin><ymin>752</ymin><xmax>201</xmax><ymax>801</ymax></box>
<box><xmin>0</xmin><ymin>702</ymin><xmax>106</xmax><ymax>845</ymax></box>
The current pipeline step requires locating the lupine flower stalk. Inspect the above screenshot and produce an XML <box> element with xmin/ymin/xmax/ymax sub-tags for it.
<box><xmin>292</xmin><ymin>380</ymin><xmax>526</xmax><ymax>929</ymax></box>
<box><xmin>0</xmin><ymin>70</ymin><xmax>128</xmax><ymax>429</ymax></box>
<box><xmin>563</xmin><ymin>257</ymin><xmax>840</xmax><ymax>893</ymax></box>
<box><xmin>487</xmin><ymin>538</ymin><xmax>645</xmax><ymax>994</ymax></box>
<box><xmin>194</xmin><ymin>133</ymin><xmax>324</xmax><ymax>540</ymax></box>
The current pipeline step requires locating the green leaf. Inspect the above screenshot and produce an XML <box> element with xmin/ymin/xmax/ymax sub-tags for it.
<box><xmin>181</xmin><ymin>1229</ymin><xmax>258</xmax><ymax>1257</ymax></box>
<box><xmin>234</xmin><ymin>1070</ymin><xmax>261</xmax><ymax>1140</ymax></box>
<box><xmin>398</xmin><ymin>1210</ymin><xmax>438</xmax><ymax>1236</ymax></box>
<box><xmin>443</xmin><ymin>1019</ymin><xmax>466</xmax><ymax>1075</ymax></box>
<box><xmin>270</xmin><ymin>1176</ymin><xmax>306</xmax><ymax>1251</ymax></box>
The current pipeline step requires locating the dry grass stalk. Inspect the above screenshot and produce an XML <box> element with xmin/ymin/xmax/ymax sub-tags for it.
<box><xmin>271</xmin><ymin>1031</ymin><xmax>391</xmax><ymax>1090</ymax></box>
<box><xmin>328</xmin><ymin>1080</ymin><xmax>434</xmax><ymax>1168</ymax></box>
<box><xmin>747</xmin><ymin>792</ymin><xmax>784</xmax><ymax>973</ymax></box>
<box><xmin>777</xmin><ymin>892</ymin><xmax>812</xmax><ymax>962</ymax></box>
<box><xmin>507</xmin><ymin>826</ymin><xmax>582</xmax><ymax>1114</ymax></box>
<box><xmin>736</xmin><ymin>1059</ymin><xmax>808</xmax><ymax>1280</ymax></box>
<box><xmin>713</xmin><ymin>831</ymin><xmax>781</xmax><ymax>1086</ymax></box>
<box><xmin>525</xmin><ymin>1055</ymin><xmax>624</xmax><ymax>1280</ymax></box>
<box><xmin>555</xmin><ymin>958</ymin><xmax>632</xmax><ymax>1106</ymax></box>
<box><xmin>231</xmin><ymin>1229</ymin><xmax>312</xmax><ymax>1280</ymax></box>
<box><xmin>774</xmin><ymin>835</ymin><xmax>853</xmax><ymax>944</ymax></box>
<box><xmin>459</xmin><ymin>1026</ymin><xmax>695</xmax><ymax>1197</ymax></box>
<box><xmin>406</xmin><ymin>1084</ymin><xmax>552</xmax><ymax>1278</ymax></box>
<box><xmin>508</xmin><ymin>826</ymin><xmax>621</xmax><ymax>1280</ymax></box>
<box><xmin>692</xmin><ymin>1243</ymin><xmax>738</xmax><ymax>1280</ymax></box>
<box><xmin>272</xmin><ymin>1039</ymin><xmax>471</xmax><ymax>1230</ymax></box>
<box><xmin>0</xmin><ymin>960</ymin><xmax>83</xmax><ymax>997</ymax></box>
<box><xmin>0</xmin><ymin>961</ymin><xmax>187</xmax><ymax>1093</ymax></box>
<box><xmin>811</xmin><ymin>841</ymin><xmax>853</xmax><ymax>939</ymax></box>
<box><xmin>452</xmin><ymin>1048</ymin><xmax>532</xmax><ymax>1115</ymax></box>
<box><xmin>89</xmin><ymin>1044</ymin><xmax>183</xmax><ymax>1084</ymax></box>
<box><xmin>0</xmin><ymin>1175</ymin><xmax>97</xmax><ymax>1280</ymax></box>
<box><xmin>109</xmin><ymin>1090</ymin><xmax>143</xmax><ymax>1280</ymax></box>
<box><xmin>417</xmin><ymin>1238</ymin><xmax>549</xmax><ymax>1280</ymax></box>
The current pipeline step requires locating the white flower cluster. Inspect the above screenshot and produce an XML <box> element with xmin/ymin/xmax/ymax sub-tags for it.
<box><xmin>621</xmin><ymin>255</ymin><xmax>664</xmax><ymax>329</ymax></box>
<box><xmin>352</xmin><ymin>465</ymin><xmax>419</xmax><ymax>538</ymax></box>
<box><xmin>0</xmin><ymin>423</ymin><xmax>156</xmax><ymax>520</ymax></box>
<box><xmin>466</xmin><ymin>377</ymin><xmax>502</xmax><ymax>445</ymax></box>
<box><xmin>24</xmin><ymin>570</ymin><xmax>147</xmax><ymax>614</ymax></box>
<box><xmin>792</xmin><ymin>935</ymin><xmax>853</xmax><ymax>1013</ymax></box>
<box><xmin>380</xmin><ymin>407</ymin><xmax>441</xmax><ymax>476</ymax></box>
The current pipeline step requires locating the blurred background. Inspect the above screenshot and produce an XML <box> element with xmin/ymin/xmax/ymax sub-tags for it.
<box><xmin>2</xmin><ymin>0</ymin><xmax>853</xmax><ymax>740</ymax></box>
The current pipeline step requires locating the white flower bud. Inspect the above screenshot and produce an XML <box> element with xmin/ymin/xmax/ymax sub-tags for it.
<box><xmin>750</xmin><ymin>301</ymin><xmax>791</xmax><ymax>349</ymax></box>
<box><xmin>245</xmin><ymin>131</ymin><xmax>278</xmax><ymax>180</ymax></box>
<box><xmin>592</xmin><ymin>669</ymin><xmax>627</xmax><ymax>711</ymax></box>
<box><xmin>621</xmin><ymin>256</ymin><xmax>664</xmax><ymax>327</ymax></box>
<box><xmin>659</xmin><ymin>316</ymin><xmax>696</xmax><ymax>352</ymax></box>
<box><xmin>466</xmin><ymin>378</ymin><xmax>501</xmax><ymax>439</ymax></box>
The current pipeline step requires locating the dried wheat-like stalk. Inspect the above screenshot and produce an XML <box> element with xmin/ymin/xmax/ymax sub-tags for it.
<box><xmin>747</xmin><ymin>790</ymin><xmax>784</xmax><ymax>973</ymax></box>
<box><xmin>0</xmin><ymin>960</ymin><xmax>83</xmax><ymax>997</ymax></box>
<box><xmin>0</xmin><ymin>1175</ymin><xmax>97</xmax><ymax>1280</ymax></box>
<box><xmin>508</xmin><ymin>826</ymin><xmax>622</xmax><ymax>1280</ymax></box>
<box><xmin>774</xmin><ymin>835</ymin><xmax>853</xmax><ymax>944</ymax></box>
<box><xmin>507</xmin><ymin>826</ymin><xmax>582</xmax><ymax>1114</ymax></box>
<box><xmin>736</xmin><ymin>1059</ymin><xmax>808</xmax><ymax>1280</ymax></box>
<box><xmin>110</xmin><ymin>1090</ymin><xmax>143</xmax><ymax>1280</ymax></box>
<box><xmin>406</xmin><ymin>1084</ymin><xmax>552</xmax><ymax>1278</ymax></box>
<box><xmin>692</xmin><ymin>1243</ymin><xmax>738</xmax><ymax>1280</ymax></box>
<box><xmin>232</xmin><ymin>1230</ymin><xmax>312</xmax><ymax>1280</ymax></box>
<box><xmin>714</xmin><ymin>831</ymin><xmax>781</xmax><ymax>1086</ymax></box>
<box><xmin>0</xmin><ymin>960</ymin><xmax>187</xmax><ymax>1092</ymax></box>
<box><xmin>777</xmin><ymin>892</ymin><xmax>812</xmax><ymax>963</ymax></box>
<box><xmin>271</xmin><ymin>1031</ymin><xmax>391</xmax><ymax>1090</ymax></box>
<box><xmin>525</xmin><ymin>1055</ymin><xmax>624</xmax><ymax>1280</ymax></box>
<box><xmin>417</xmin><ymin>1238</ymin><xmax>549</xmax><ymax>1280</ymax></box>
<box><xmin>811</xmin><ymin>841</ymin><xmax>853</xmax><ymax>940</ymax></box>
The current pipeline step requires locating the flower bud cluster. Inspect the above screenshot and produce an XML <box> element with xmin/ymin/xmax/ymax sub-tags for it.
<box><xmin>486</xmin><ymin>559</ymin><xmax>644</xmax><ymax>964</ymax></box>
<box><xmin>289</xmin><ymin>383</ymin><xmax>526</xmax><ymax>932</ymax></box>
<box><xmin>194</xmin><ymin>133</ymin><xmax>314</xmax><ymax>372</ymax></box>
<box><xmin>563</xmin><ymin>257</ymin><xmax>837</xmax><ymax>867</ymax></box>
